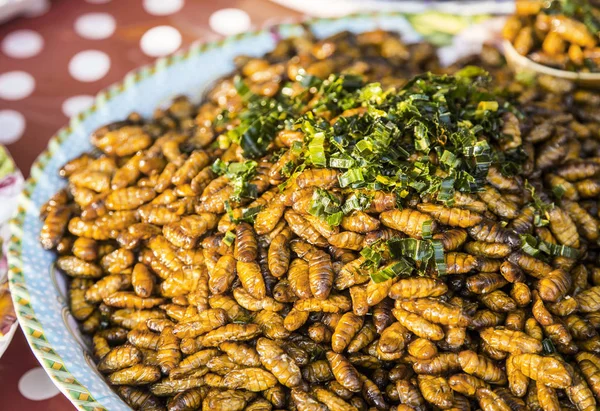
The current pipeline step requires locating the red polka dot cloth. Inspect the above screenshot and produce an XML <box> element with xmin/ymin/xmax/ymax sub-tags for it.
<box><xmin>0</xmin><ymin>0</ymin><xmax>299</xmax><ymax>408</ymax></box>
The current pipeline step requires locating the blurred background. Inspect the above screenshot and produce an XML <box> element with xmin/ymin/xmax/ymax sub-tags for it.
<box><xmin>0</xmin><ymin>1</ymin><xmax>512</xmax><ymax>409</ymax></box>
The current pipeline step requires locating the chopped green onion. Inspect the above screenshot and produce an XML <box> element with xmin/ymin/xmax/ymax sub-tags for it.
<box><xmin>538</xmin><ymin>240</ymin><xmax>580</xmax><ymax>259</ymax></box>
<box><xmin>308</xmin><ymin>131</ymin><xmax>327</xmax><ymax>167</ymax></box>
<box><xmin>329</xmin><ymin>157</ymin><xmax>354</xmax><ymax>169</ymax></box>
<box><xmin>422</xmin><ymin>221</ymin><xmax>433</xmax><ymax>240</ymax></box>
<box><xmin>542</xmin><ymin>338</ymin><xmax>555</xmax><ymax>354</ymax></box>
<box><xmin>521</xmin><ymin>234</ymin><xmax>541</xmax><ymax>257</ymax></box>
<box><xmin>389</xmin><ymin>238</ymin><xmax>433</xmax><ymax>262</ymax></box>
<box><xmin>431</xmin><ymin>239</ymin><xmax>446</xmax><ymax>276</ymax></box>
<box><xmin>223</xmin><ymin>230</ymin><xmax>236</xmax><ymax>246</ymax></box>
<box><xmin>370</xmin><ymin>258</ymin><xmax>414</xmax><ymax>283</ymax></box>
<box><xmin>338</xmin><ymin>168</ymin><xmax>364</xmax><ymax>188</ymax></box>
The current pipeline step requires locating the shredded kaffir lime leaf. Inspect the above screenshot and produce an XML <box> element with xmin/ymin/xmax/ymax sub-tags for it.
<box><xmin>294</xmin><ymin>67</ymin><xmax>515</xmax><ymax>204</ymax></box>
<box><xmin>212</xmin><ymin>159</ymin><xmax>258</xmax><ymax>202</ymax></box>
<box><xmin>229</xmin><ymin>68</ymin><xmax>515</xmax><ymax>207</ymax></box>
<box><xmin>524</xmin><ymin>180</ymin><xmax>554</xmax><ymax>227</ymax></box>
<box><xmin>520</xmin><ymin>234</ymin><xmax>580</xmax><ymax>261</ymax></box>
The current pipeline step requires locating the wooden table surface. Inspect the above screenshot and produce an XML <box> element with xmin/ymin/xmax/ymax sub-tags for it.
<box><xmin>0</xmin><ymin>0</ymin><xmax>300</xmax><ymax>408</ymax></box>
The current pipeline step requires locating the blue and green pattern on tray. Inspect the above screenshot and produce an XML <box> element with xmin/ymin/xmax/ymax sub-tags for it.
<box><xmin>7</xmin><ymin>12</ymin><xmax>499</xmax><ymax>410</ymax></box>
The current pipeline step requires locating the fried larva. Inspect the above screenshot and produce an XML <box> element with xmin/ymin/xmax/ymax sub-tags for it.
<box><xmin>38</xmin><ymin>27</ymin><xmax>600</xmax><ymax>411</ymax></box>
<box><xmin>256</xmin><ymin>337</ymin><xmax>302</xmax><ymax>388</ymax></box>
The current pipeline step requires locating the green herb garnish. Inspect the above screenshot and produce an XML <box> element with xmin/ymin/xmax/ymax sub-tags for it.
<box><xmin>212</xmin><ymin>159</ymin><xmax>258</xmax><ymax>202</ymax></box>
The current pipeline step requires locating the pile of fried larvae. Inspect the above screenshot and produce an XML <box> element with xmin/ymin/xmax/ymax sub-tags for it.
<box><xmin>503</xmin><ymin>0</ymin><xmax>600</xmax><ymax>72</ymax></box>
<box><xmin>39</xmin><ymin>29</ymin><xmax>600</xmax><ymax>411</ymax></box>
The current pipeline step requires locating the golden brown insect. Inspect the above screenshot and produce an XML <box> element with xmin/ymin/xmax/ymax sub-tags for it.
<box><xmin>208</xmin><ymin>255</ymin><xmax>236</xmax><ymax>295</ymax></box>
<box><xmin>464</xmin><ymin>241</ymin><xmax>511</xmax><ymax>259</ymax></box>
<box><xmin>380</xmin><ymin>208</ymin><xmax>435</xmax><ymax>239</ymax></box>
<box><xmin>508</xmin><ymin>252</ymin><xmax>553</xmax><ymax>279</ymax></box>
<box><xmin>297</xmin><ymin>168</ymin><xmax>339</xmax><ymax>189</ymax></box>
<box><xmin>511</xmin><ymin>354</ymin><xmax>572</xmax><ymax>389</ymax></box>
<box><xmin>302</xmin><ymin>360</ymin><xmax>334</xmax><ymax>384</ymax></box>
<box><xmin>284</xmin><ymin>209</ymin><xmax>327</xmax><ymax>247</ymax></box>
<box><xmin>547</xmin><ymin>206</ymin><xmax>579</xmax><ymax>248</ymax></box>
<box><xmin>466</xmin><ymin>273</ymin><xmax>507</xmax><ymax>295</ymax></box>
<box><xmin>398</xmin><ymin>298</ymin><xmax>471</xmax><ymax>327</ymax></box>
<box><xmin>479</xmin><ymin>290</ymin><xmax>517</xmax><ymax>313</ymax></box>
<box><xmin>578</xmin><ymin>359</ymin><xmax>600</xmax><ymax>401</ymax></box>
<box><xmin>392</xmin><ymin>308</ymin><xmax>444</xmax><ymax>341</ymax></box>
<box><xmin>418</xmin><ymin>375</ymin><xmax>454</xmax><ymax>409</ymax></box>
<box><xmin>200</xmin><ymin>323</ymin><xmax>261</xmax><ymax>347</ymax></box>
<box><xmin>576</xmin><ymin>286</ymin><xmax>600</xmax><ymax>313</ymax></box>
<box><xmin>233</xmin><ymin>287</ymin><xmax>283</xmax><ymax>312</ymax></box>
<box><xmin>163</xmin><ymin>213</ymin><xmax>218</xmax><ymax>249</ymax></box>
<box><xmin>267</xmin><ymin>228</ymin><xmax>292</xmax><ymax>278</ymax></box>
<box><xmin>327</xmin><ymin>231</ymin><xmax>364</xmax><ymax>251</ymax></box>
<box><xmin>566</xmin><ymin>369</ymin><xmax>597</xmax><ymax>411</ymax></box>
<box><xmin>562</xmin><ymin>200</ymin><xmax>599</xmax><ymax>242</ymax></box>
<box><xmin>347</xmin><ymin>322</ymin><xmax>377</xmax><ymax>354</ymax></box>
<box><xmin>40</xmin><ymin>206</ymin><xmax>71</xmax><ymax>250</ymax></box>
<box><xmin>69</xmin><ymin>278</ymin><xmax>95</xmax><ymax>321</ymax></box>
<box><xmin>377</xmin><ymin>321</ymin><xmax>408</xmax><ymax>355</ymax></box>
<box><xmin>117</xmin><ymin>386</ymin><xmax>163</xmax><ymax>410</ymax></box>
<box><xmin>458</xmin><ymin>350</ymin><xmax>507</xmax><ymax>384</ymax></box>
<box><xmin>475</xmin><ymin>387</ymin><xmax>511</xmax><ymax>411</ymax></box>
<box><xmin>413</xmin><ymin>352</ymin><xmax>461</xmax><ymax>376</ymax></box>
<box><xmin>432</xmin><ymin>228</ymin><xmax>468</xmax><ymax>251</ymax></box>
<box><xmin>233</xmin><ymin>222</ymin><xmax>258</xmax><ymax>262</ymax></box>
<box><xmin>312</xmin><ymin>386</ymin><xmax>357</xmax><ymax>411</ymax></box>
<box><xmin>107</xmin><ymin>364</ymin><xmax>161</xmax><ymax>385</ymax></box>
<box><xmin>167</xmin><ymin>388</ymin><xmax>208</xmax><ymax>411</ymax></box>
<box><xmin>290</xmin><ymin>388</ymin><xmax>328</xmax><ymax>411</ymax></box>
<box><xmin>169</xmin><ymin>349</ymin><xmax>218</xmax><ymax>379</ymax></box>
<box><xmin>537</xmin><ymin>269</ymin><xmax>571</xmax><ymax>303</ymax></box>
<box><xmin>330</xmin><ymin>312</ymin><xmax>363</xmax><ymax>353</ymax></box>
<box><xmin>256</xmin><ymin>337</ymin><xmax>302</xmax><ymax>388</ymax></box>
<box><xmin>335</xmin><ymin>257</ymin><xmax>370</xmax><ymax>290</ymax></box>
<box><xmin>395</xmin><ymin>379</ymin><xmax>427</xmax><ymax>410</ymax></box>
<box><xmin>98</xmin><ymin>345</ymin><xmax>143</xmax><ymax>374</ymax></box>
<box><xmin>388</xmin><ymin>277</ymin><xmax>447</xmax><ymax>299</ymax></box>
<box><xmin>448</xmin><ymin>373</ymin><xmax>489</xmax><ymax>397</ymax></box>
<box><xmin>57</xmin><ymin>255</ymin><xmax>103</xmax><ymax>278</ymax></box>
<box><xmin>366</xmin><ymin>277</ymin><xmax>395</xmax><ymax>307</ymax></box>
<box><xmin>417</xmin><ymin>203</ymin><xmax>482</xmax><ymax>228</ymax></box>
<box><xmin>306</xmin><ymin>249</ymin><xmax>333</xmax><ymax>300</ymax></box>
<box><xmin>480</xmin><ymin>327</ymin><xmax>542</xmax><ymax>354</ymax></box>
<box><xmin>499</xmin><ymin>261</ymin><xmax>525</xmax><ymax>283</ymax></box>
<box><xmin>341</xmin><ymin>210</ymin><xmax>380</xmax><ymax>233</ymax></box>
<box><xmin>172</xmin><ymin>308</ymin><xmax>226</xmax><ymax>339</ymax></box>
<box><xmin>236</xmin><ymin>260</ymin><xmax>266</xmax><ymax>300</ymax></box>
<box><xmin>445</xmin><ymin>252</ymin><xmax>478</xmax><ymax>275</ymax></box>
<box><xmin>407</xmin><ymin>337</ymin><xmax>438</xmax><ymax>360</ymax></box>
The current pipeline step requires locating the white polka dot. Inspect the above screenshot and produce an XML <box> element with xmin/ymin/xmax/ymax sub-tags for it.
<box><xmin>68</xmin><ymin>50</ymin><xmax>110</xmax><ymax>82</ymax></box>
<box><xmin>143</xmin><ymin>0</ymin><xmax>184</xmax><ymax>16</ymax></box>
<box><xmin>18</xmin><ymin>367</ymin><xmax>60</xmax><ymax>401</ymax></box>
<box><xmin>0</xmin><ymin>110</ymin><xmax>25</xmax><ymax>144</ymax></box>
<box><xmin>62</xmin><ymin>95</ymin><xmax>95</xmax><ymax>117</ymax></box>
<box><xmin>140</xmin><ymin>26</ymin><xmax>182</xmax><ymax>57</ymax></box>
<box><xmin>24</xmin><ymin>0</ymin><xmax>50</xmax><ymax>18</ymax></box>
<box><xmin>209</xmin><ymin>8</ymin><xmax>251</xmax><ymax>36</ymax></box>
<box><xmin>0</xmin><ymin>71</ymin><xmax>35</xmax><ymax>100</ymax></box>
<box><xmin>1</xmin><ymin>30</ymin><xmax>44</xmax><ymax>59</ymax></box>
<box><xmin>74</xmin><ymin>13</ymin><xmax>116</xmax><ymax>40</ymax></box>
